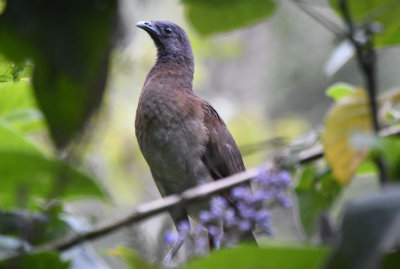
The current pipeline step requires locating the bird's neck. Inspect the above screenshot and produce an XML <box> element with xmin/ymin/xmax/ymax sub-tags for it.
<box><xmin>145</xmin><ymin>55</ymin><xmax>195</xmax><ymax>92</ymax></box>
<box><xmin>156</xmin><ymin>53</ymin><xmax>194</xmax><ymax>74</ymax></box>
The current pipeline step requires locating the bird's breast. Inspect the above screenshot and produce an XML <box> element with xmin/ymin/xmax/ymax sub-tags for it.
<box><xmin>135</xmin><ymin>87</ymin><xmax>210</xmax><ymax>195</ymax></box>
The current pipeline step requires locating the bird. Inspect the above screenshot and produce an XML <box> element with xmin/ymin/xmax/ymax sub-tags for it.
<box><xmin>135</xmin><ymin>20</ymin><xmax>255</xmax><ymax>251</ymax></box>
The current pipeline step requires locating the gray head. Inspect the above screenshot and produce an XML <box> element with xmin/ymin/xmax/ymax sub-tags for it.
<box><xmin>136</xmin><ymin>20</ymin><xmax>193</xmax><ymax>62</ymax></box>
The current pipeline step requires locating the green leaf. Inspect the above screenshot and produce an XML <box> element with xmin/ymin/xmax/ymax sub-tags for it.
<box><xmin>0</xmin><ymin>79</ymin><xmax>46</xmax><ymax>134</ymax></box>
<box><xmin>382</xmin><ymin>250</ymin><xmax>400</xmax><ymax>269</ymax></box>
<box><xmin>356</xmin><ymin>159</ymin><xmax>377</xmax><ymax>174</ymax></box>
<box><xmin>324</xmin><ymin>187</ymin><xmax>400</xmax><ymax>269</ymax></box>
<box><xmin>185</xmin><ymin>244</ymin><xmax>328</xmax><ymax>269</ymax></box>
<box><xmin>0</xmin><ymin>251</ymin><xmax>70</xmax><ymax>269</ymax></box>
<box><xmin>0</xmin><ymin>0</ymin><xmax>5</xmax><ymax>15</ymax></box>
<box><xmin>0</xmin><ymin>80</ymin><xmax>36</xmax><ymax>116</ymax></box>
<box><xmin>2</xmin><ymin>108</ymin><xmax>45</xmax><ymax>134</ymax></box>
<box><xmin>326</xmin><ymin>83</ymin><xmax>355</xmax><ymax>101</ymax></box>
<box><xmin>107</xmin><ymin>246</ymin><xmax>160</xmax><ymax>269</ymax></box>
<box><xmin>0</xmin><ymin>54</ymin><xmax>32</xmax><ymax>82</ymax></box>
<box><xmin>184</xmin><ymin>0</ymin><xmax>275</xmax><ymax>36</ymax></box>
<box><xmin>328</xmin><ymin>0</ymin><xmax>400</xmax><ymax>47</ymax></box>
<box><xmin>295</xmin><ymin>166</ymin><xmax>341</xmax><ymax>237</ymax></box>
<box><xmin>371</xmin><ymin>137</ymin><xmax>400</xmax><ymax>181</ymax></box>
<box><xmin>0</xmin><ymin>208</ymin><xmax>70</xmax><ymax>245</ymax></box>
<box><xmin>0</xmin><ymin>0</ymin><xmax>117</xmax><ymax>148</ymax></box>
<box><xmin>0</xmin><ymin>121</ymin><xmax>43</xmax><ymax>154</ymax></box>
<box><xmin>0</xmin><ymin>122</ymin><xmax>105</xmax><ymax>209</ymax></box>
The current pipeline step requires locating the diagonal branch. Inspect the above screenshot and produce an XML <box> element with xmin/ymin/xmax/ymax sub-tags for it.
<box><xmin>5</xmin><ymin>125</ymin><xmax>400</xmax><ymax>258</ymax></box>
<box><xmin>44</xmin><ymin>168</ymin><xmax>262</xmax><ymax>252</ymax></box>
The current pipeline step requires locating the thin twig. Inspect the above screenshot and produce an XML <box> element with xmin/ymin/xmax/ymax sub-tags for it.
<box><xmin>339</xmin><ymin>0</ymin><xmax>388</xmax><ymax>184</ymax></box>
<box><xmin>239</xmin><ymin>137</ymin><xmax>288</xmax><ymax>156</ymax></box>
<box><xmin>298</xmin><ymin>144</ymin><xmax>324</xmax><ymax>165</ymax></box>
<box><xmin>291</xmin><ymin>0</ymin><xmax>343</xmax><ymax>37</ymax></box>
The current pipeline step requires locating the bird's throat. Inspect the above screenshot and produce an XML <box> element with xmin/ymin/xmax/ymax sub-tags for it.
<box><xmin>145</xmin><ymin>56</ymin><xmax>194</xmax><ymax>92</ymax></box>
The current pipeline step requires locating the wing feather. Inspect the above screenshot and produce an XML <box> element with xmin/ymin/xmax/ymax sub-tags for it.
<box><xmin>201</xmin><ymin>102</ymin><xmax>245</xmax><ymax>180</ymax></box>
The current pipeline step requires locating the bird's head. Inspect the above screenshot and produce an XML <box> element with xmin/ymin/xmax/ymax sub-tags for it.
<box><xmin>136</xmin><ymin>20</ymin><xmax>193</xmax><ymax>62</ymax></box>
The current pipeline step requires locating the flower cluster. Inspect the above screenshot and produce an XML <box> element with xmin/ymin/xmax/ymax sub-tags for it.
<box><xmin>164</xmin><ymin>166</ymin><xmax>292</xmax><ymax>256</ymax></box>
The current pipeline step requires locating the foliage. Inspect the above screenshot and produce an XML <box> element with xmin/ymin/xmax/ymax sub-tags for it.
<box><xmin>1</xmin><ymin>0</ymin><xmax>400</xmax><ymax>268</ymax></box>
<box><xmin>324</xmin><ymin>188</ymin><xmax>400</xmax><ymax>269</ymax></box>
<box><xmin>322</xmin><ymin>86</ymin><xmax>372</xmax><ymax>185</ymax></box>
<box><xmin>108</xmin><ymin>246</ymin><xmax>161</xmax><ymax>269</ymax></box>
<box><xmin>109</xmin><ymin>244</ymin><xmax>329</xmax><ymax>269</ymax></box>
<box><xmin>295</xmin><ymin>165</ymin><xmax>341</xmax><ymax>238</ymax></box>
<box><xmin>184</xmin><ymin>244</ymin><xmax>329</xmax><ymax>269</ymax></box>
<box><xmin>0</xmin><ymin>202</ymin><xmax>72</xmax><ymax>247</ymax></box>
<box><xmin>328</xmin><ymin>0</ymin><xmax>400</xmax><ymax>47</ymax></box>
<box><xmin>371</xmin><ymin>137</ymin><xmax>400</xmax><ymax>181</ymax></box>
<box><xmin>0</xmin><ymin>251</ymin><xmax>70</xmax><ymax>269</ymax></box>
<box><xmin>0</xmin><ymin>122</ymin><xmax>105</xmax><ymax>209</ymax></box>
<box><xmin>0</xmin><ymin>59</ymin><xmax>105</xmax><ymax>209</ymax></box>
<box><xmin>0</xmin><ymin>0</ymin><xmax>117</xmax><ymax>148</ymax></box>
<box><xmin>325</xmin><ymin>83</ymin><xmax>355</xmax><ymax>101</ymax></box>
<box><xmin>0</xmin><ymin>0</ymin><xmax>113</xmax><ymax>266</ymax></box>
<box><xmin>322</xmin><ymin>84</ymin><xmax>400</xmax><ymax>184</ymax></box>
<box><xmin>183</xmin><ymin>0</ymin><xmax>275</xmax><ymax>36</ymax></box>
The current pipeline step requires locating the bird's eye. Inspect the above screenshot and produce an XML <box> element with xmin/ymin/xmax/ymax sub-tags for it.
<box><xmin>164</xmin><ymin>27</ymin><xmax>172</xmax><ymax>34</ymax></box>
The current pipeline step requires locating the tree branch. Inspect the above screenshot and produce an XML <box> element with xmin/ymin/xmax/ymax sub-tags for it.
<box><xmin>44</xmin><ymin>168</ymin><xmax>261</xmax><ymax>252</ymax></box>
<box><xmin>5</xmin><ymin>125</ymin><xmax>400</xmax><ymax>259</ymax></box>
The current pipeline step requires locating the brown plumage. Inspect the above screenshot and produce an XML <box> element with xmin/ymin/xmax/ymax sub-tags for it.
<box><xmin>135</xmin><ymin>20</ymin><xmax>255</xmax><ymax>246</ymax></box>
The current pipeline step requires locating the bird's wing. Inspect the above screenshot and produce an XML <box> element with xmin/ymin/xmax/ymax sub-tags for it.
<box><xmin>201</xmin><ymin>101</ymin><xmax>257</xmax><ymax>243</ymax></box>
<box><xmin>201</xmin><ymin>102</ymin><xmax>246</xmax><ymax>180</ymax></box>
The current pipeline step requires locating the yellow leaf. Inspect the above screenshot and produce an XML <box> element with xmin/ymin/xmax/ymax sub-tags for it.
<box><xmin>322</xmin><ymin>89</ymin><xmax>372</xmax><ymax>185</ymax></box>
<box><xmin>322</xmin><ymin>87</ymin><xmax>400</xmax><ymax>185</ymax></box>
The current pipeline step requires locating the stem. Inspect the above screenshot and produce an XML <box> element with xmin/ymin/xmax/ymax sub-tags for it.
<box><xmin>339</xmin><ymin>0</ymin><xmax>387</xmax><ymax>184</ymax></box>
<box><xmin>292</xmin><ymin>0</ymin><xmax>342</xmax><ymax>37</ymax></box>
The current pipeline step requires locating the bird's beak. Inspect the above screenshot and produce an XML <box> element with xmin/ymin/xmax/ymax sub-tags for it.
<box><xmin>136</xmin><ymin>21</ymin><xmax>160</xmax><ymax>36</ymax></box>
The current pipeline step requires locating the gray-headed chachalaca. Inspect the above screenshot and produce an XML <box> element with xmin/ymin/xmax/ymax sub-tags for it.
<box><xmin>135</xmin><ymin>20</ymin><xmax>255</xmax><ymax>249</ymax></box>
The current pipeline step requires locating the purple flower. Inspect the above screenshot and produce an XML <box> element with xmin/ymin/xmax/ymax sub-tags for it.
<box><xmin>256</xmin><ymin>209</ymin><xmax>271</xmax><ymax>219</ymax></box>
<box><xmin>250</xmin><ymin>191</ymin><xmax>270</xmax><ymax>204</ymax></box>
<box><xmin>177</xmin><ymin>220</ymin><xmax>190</xmax><ymax>239</ymax></box>
<box><xmin>223</xmin><ymin>208</ymin><xmax>237</xmax><ymax>226</ymax></box>
<box><xmin>231</xmin><ymin>186</ymin><xmax>251</xmax><ymax>200</ymax></box>
<box><xmin>194</xmin><ymin>236</ymin><xmax>209</xmax><ymax>255</ymax></box>
<box><xmin>279</xmin><ymin>171</ymin><xmax>291</xmax><ymax>186</ymax></box>
<box><xmin>163</xmin><ymin>166</ymin><xmax>292</xmax><ymax>259</ymax></box>
<box><xmin>207</xmin><ymin>225</ymin><xmax>222</xmax><ymax>249</ymax></box>
<box><xmin>238</xmin><ymin>220</ymin><xmax>251</xmax><ymax>231</ymax></box>
<box><xmin>164</xmin><ymin>231</ymin><xmax>177</xmax><ymax>246</ymax></box>
<box><xmin>199</xmin><ymin>210</ymin><xmax>214</xmax><ymax>223</ymax></box>
<box><xmin>238</xmin><ymin>204</ymin><xmax>256</xmax><ymax>219</ymax></box>
<box><xmin>254</xmin><ymin>166</ymin><xmax>272</xmax><ymax>183</ymax></box>
<box><xmin>207</xmin><ymin>225</ymin><xmax>221</xmax><ymax>237</ymax></box>
<box><xmin>275</xmin><ymin>192</ymin><xmax>292</xmax><ymax>208</ymax></box>
<box><xmin>210</xmin><ymin>197</ymin><xmax>228</xmax><ymax>217</ymax></box>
